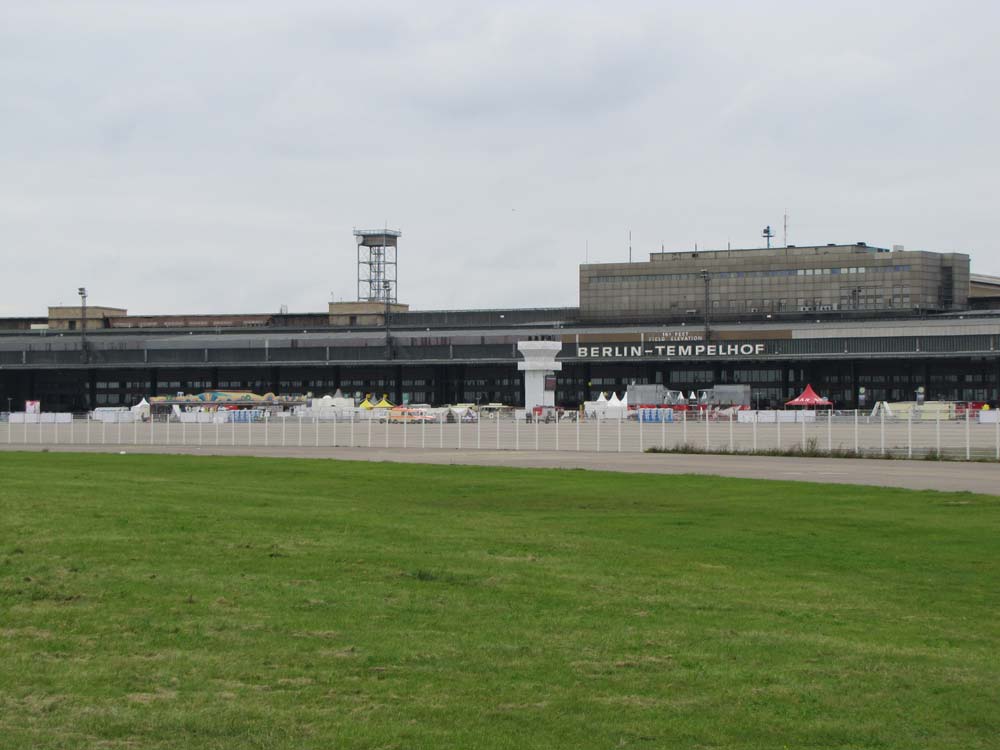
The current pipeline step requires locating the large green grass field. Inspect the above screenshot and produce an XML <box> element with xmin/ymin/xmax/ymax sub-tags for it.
<box><xmin>1</xmin><ymin>452</ymin><xmax>998</xmax><ymax>749</ymax></box>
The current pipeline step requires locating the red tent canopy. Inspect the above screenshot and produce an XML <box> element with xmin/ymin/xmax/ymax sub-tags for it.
<box><xmin>785</xmin><ymin>384</ymin><xmax>832</xmax><ymax>407</ymax></box>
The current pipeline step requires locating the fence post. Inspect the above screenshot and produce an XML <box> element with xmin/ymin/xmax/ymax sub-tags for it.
<box><xmin>182</xmin><ymin>419</ymin><xmax>187</xmax><ymax>446</ymax></box>
<box><xmin>576</xmin><ymin>412</ymin><xmax>580</xmax><ymax>451</ymax></box>
<box><xmin>440</xmin><ymin>412</ymin><xmax>445</xmax><ymax>449</ymax></box>
<box><xmin>281</xmin><ymin>414</ymin><xmax>286</xmax><ymax>447</ymax></box>
<box><xmin>69</xmin><ymin>416</ymin><xmax>74</xmax><ymax>445</ymax></box>
<box><xmin>682</xmin><ymin>408</ymin><xmax>687</xmax><ymax>445</ymax></box>
<box><xmin>827</xmin><ymin>408</ymin><xmax>832</xmax><ymax>453</ymax></box>
<box><xmin>854</xmin><ymin>409</ymin><xmax>858</xmax><ymax>454</ymax></box>
<box><xmin>800</xmin><ymin>412</ymin><xmax>805</xmax><ymax>449</ymax></box>
<box><xmin>459</xmin><ymin>417</ymin><xmax>463</xmax><ymax>450</ymax></box>
<box><xmin>333</xmin><ymin>414</ymin><xmax>338</xmax><ymax>448</ymax></box>
<box><xmin>477</xmin><ymin>413</ymin><xmax>480</xmax><ymax>450</ymax></box>
<box><xmin>515</xmin><ymin>413</ymin><xmax>520</xmax><ymax>450</ymax></box>
<box><xmin>639</xmin><ymin>412</ymin><xmax>643</xmax><ymax>453</ymax></box>
<box><xmin>117</xmin><ymin>419</ymin><xmax>122</xmax><ymax>445</ymax></box>
<box><xmin>495</xmin><ymin>412</ymin><xmax>499</xmax><ymax>450</ymax></box>
<box><xmin>907</xmin><ymin>412</ymin><xmax>912</xmax><ymax>459</ymax></box>
<box><xmin>368</xmin><ymin>413</ymin><xmax>373</xmax><ymax>448</ymax></box>
<box><xmin>596</xmin><ymin>414</ymin><xmax>600</xmax><ymax>452</ymax></box>
<box><xmin>384</xmin><ymin>414</ymin><xmax>389</xmax><ymax>448</ymax></box>
<box><xmin>661</xmin><ymin>411</ymin><xmax>665</xmax><ymax>451</ymax></box>
<box><xmin>729</xmin><ymin>412</ymin><xmax>734</xmax><ymax>452</ymax></box>
<box><xmin>966</xmin><ymin>408</ymin><xmax>971</xmax><ymax>461</ymax></box>
<box><xmin>936</xmin><ymin>410</ymin><xmax>940</xmax><ymax>455</ymax></box>
<box><xmin>617</xmin><ymin>413</ymin><xmax>622</xmax><ymax>453</ymax></box>
<box><xmin>248</xmin><ymin>415</ymin><xmax>252</xmax><ymax>447</ymax></box>
<box><xmin>752</xmin><ymin>412</ymin><xmax>757</xmax><ymax>452</ymax></box>
<box><xmin>777</xmin><ymin>414</ymin><xmax>781</xmax><ymax>450</ymax></box>
<box><xmin>402</xmin><ymin>414</ymin><xmax>407</xmax><ymax>449</ymax></box>
<box><xmin>351</xmin><ymin>410</ymin><xmax>355</xmax><ymax>448</ymax></box>
<box><xmin>534</xmin><ymin>413</ymin><xmax>539</xmax><ymax>451</ymax></box>
<box><xmin>316</xmin><ymin>416</ymin><xmax>321</xmax><ymax>448</ymax></box>
<box><xmin>102</xmin><ymin>419</ymin><xmax>107</xmax><ymax>445</ymax></box>
<box><xmin>555</xmin><ymin>415</ymin><xmax>559</xmax><ymax>451</ymax></box>
<box><xmin>705</xmin><ymin>410</ymin><xmax>710</xmax><ymax>451</ymax></box>
<box><xmin>880</xmin><ymin>409</ymin><xmax>885</xmax><ymax>456</ymax></box>
<box><xmin>995</xmin><ymin>413</ymin><xmax>999</xmax><ymax>461</ymax></box>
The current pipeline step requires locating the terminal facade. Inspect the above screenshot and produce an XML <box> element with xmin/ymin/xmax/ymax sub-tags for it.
<box><xmin>2</xmin><ymin>244</ymin><xmax>999</xmax><ymax>412</ymax></box>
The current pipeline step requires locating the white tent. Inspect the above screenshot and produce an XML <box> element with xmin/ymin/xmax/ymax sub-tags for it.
<box><xmin>608</xmin><ymin>392</ymin><xmax>621</xmax><ymax>406</ymax></box>
<box><xmin>596</xmin><ymin>392</ymin><xmax>608</xmax><ymax>403</ymax></box>
<box><xmin>130</xmin><ymin>398</ymin><xmax>150</xmax><ymax>421</ymax></box>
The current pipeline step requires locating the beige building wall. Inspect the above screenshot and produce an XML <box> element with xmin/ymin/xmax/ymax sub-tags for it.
<box><xmin>328</xmin><ymin>301</ymin><xmax>409</xmax><ymax>327</ymax></box>
<box><xmin>48</xmin><ymin>306</ymin><xmax>128</xmax><ymax>330</ymax></box>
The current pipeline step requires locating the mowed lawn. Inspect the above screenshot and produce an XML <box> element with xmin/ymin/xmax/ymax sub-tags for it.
<box><xmin>1</xmin><ymin>453</ymin><xmax>998</xmax><ymax>749</ymax></box>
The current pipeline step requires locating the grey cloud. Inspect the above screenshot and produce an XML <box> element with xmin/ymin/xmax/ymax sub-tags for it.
<box><xmin>1</xmin><ymin>1</ymin><xmax>998</xmax><ymax>318</ymax></box>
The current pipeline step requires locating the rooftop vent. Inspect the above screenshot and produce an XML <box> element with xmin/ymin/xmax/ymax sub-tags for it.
<box><xmin>857</xmin><ymin>241</ymin><xmax>867</xmax><ymax>247</ymax></box>
<box><xmin>892</xmin><ymin>244</ymin><xmax>904</xmax><ymax>252</ymax></box>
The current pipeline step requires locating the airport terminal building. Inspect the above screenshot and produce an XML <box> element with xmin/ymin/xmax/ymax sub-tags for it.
<box><xmin>2</xmin><ymin>242</ymin><xmax>1000</xmax><ymax>411</ymax></box>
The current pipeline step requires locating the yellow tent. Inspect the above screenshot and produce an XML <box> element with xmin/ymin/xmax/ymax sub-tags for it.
<box><xmin>374</xmin><ymin>395</ymin><xmax>394</xmax><ymax>409</ymax></box>
<box><xmin>359</xmin><ymin>397</ymin><xmax>374</xmax><ymax>410</ymax></box>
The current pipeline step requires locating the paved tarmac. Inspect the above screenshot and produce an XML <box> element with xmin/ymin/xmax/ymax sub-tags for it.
<box><xmin>2</xmin><ymin>443</ymin><xmax>997</xmax><ymax>495</ymax></box>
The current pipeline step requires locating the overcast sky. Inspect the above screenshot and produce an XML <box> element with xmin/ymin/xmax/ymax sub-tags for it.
<box><xmin>2</xmin><ymin>1</ymin><xmax>998</xmax><ymax>317</ymax></box>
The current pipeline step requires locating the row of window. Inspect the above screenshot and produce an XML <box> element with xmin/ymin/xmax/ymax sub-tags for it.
<box><xmin>589</xmin><ymin>265</ymin><xmax>913</xmax><ymax>285</ymax></box>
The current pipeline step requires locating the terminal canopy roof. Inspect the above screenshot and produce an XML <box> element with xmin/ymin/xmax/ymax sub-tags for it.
<box><xmin>785</xmin><ymin>384</ymin><xmax>832</xmax><ymax>407</ymax></box>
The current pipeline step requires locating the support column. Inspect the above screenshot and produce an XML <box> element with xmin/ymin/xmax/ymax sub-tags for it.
<box><xmin>86</xmin><ymin>369</ymin><xmax>97</xmax><ymax>410</ymax></box>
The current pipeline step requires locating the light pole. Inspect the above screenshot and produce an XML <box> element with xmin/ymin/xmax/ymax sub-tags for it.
<box><xmin>383</xmin><ymin>279</ymin><xmax>392</xmax><ymax>360</ymax></box>
<box><xmin>78</xmin><ymin>286</ymin><xmax>88</xmax><ymax>363</ymax></box>
<box><xmin>700</xmin><ymin>269</ymin><xmax>711</xmax><ymax>342</ymax></box>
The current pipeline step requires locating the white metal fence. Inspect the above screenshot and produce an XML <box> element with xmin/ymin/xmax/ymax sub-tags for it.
<box><xmin>2</xmin><ymin>410</ymin><xmax>1000</xmax><ymax>461</ymax></box>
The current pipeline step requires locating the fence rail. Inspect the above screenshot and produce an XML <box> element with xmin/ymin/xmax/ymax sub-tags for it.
<box><xmin>3</xmin><ymin>411</ymin><xmax>999</xmax><ymax>461</ymax></box>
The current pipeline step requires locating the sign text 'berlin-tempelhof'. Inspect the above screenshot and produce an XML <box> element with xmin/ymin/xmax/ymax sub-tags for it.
<box><xmin>576</xmin><ymin>343</ymin><xmax>766</xmax><ymax>359</ymax></box>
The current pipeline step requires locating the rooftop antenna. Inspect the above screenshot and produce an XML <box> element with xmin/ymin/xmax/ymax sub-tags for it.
<box><xmin>783</xmin><ymin>210</ymin><xmax>788</xmax><ymax>247</ymax></box>
<box><xmin>585</xmin><ymin>239</ymin><xmax>589</xmax><ymax>264</ymax></box>
<box><xmin>762</xmin><ymin>225</ymin><xmax>774</xmax><ymax>248</ymax></box>
<box><xmin>628</xmin><ymin>230</ymin><xmax>632</xmax><ymax>263</ymax></box>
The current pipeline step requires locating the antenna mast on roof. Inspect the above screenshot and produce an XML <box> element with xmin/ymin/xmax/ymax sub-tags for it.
<box><xmin>783</xmin><ymin>210</ymin><xmax>788</xmax><ymax>247</ymax></box>
<box><xmin>762</xmin><ymin>225</ymin><xmax>775</xmax><ymax>249</ymax></box>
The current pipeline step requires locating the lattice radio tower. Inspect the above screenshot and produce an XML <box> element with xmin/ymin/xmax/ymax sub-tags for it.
<box><xmin>354</xmin><ymin>228</ymin><xmax>401</xmax><ymax>303</ymax></box>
